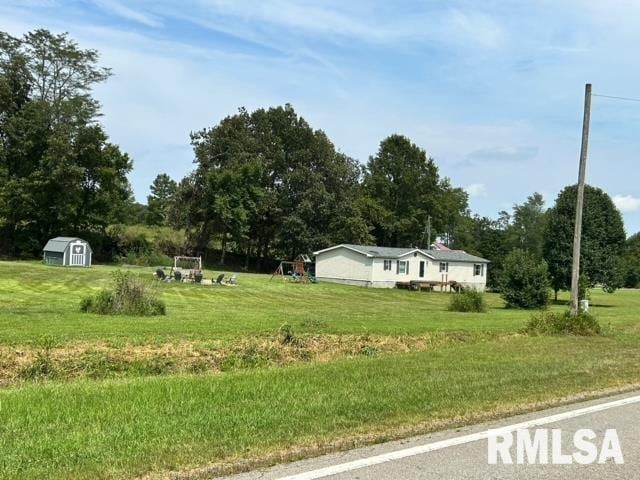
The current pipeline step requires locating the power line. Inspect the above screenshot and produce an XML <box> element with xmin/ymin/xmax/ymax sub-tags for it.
<box><xmin>593</xmin><ymin>93</ymin><xmax>640</xmax><ymax>103</ymax></box>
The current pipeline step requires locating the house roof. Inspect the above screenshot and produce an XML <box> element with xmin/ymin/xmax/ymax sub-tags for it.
<box><xmin>313</xmin><ymin>244</ymin><xmax>489</xmax><ymax>263</ymax></box>
<box><xmin>43</xmin><ymin>237</ymin><xmax>90</xmax><ymax>253</ymax></box>
<box><xmin>431</xmin><ymin>242</ymin><xmax>451</xmax><ymax>251</ymax></box>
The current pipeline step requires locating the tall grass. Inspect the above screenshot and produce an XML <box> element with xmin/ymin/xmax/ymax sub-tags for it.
<box><xmin>448</xmin><ymin>290</ymin><xmax>487</xmax><ymax>313</ymax></box>
<box><xmin>80</xmin><ymin>271</ymin><xmax>166</xmax><ymax>316</ymax></box>
<box><xmin>524</xmin><ymin>310</ymin><xmax>602</xmax><ymax>336</ymax></box>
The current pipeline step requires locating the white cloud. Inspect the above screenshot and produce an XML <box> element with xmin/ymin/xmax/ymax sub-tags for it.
<box><xmin>93</xmin><ymin>0</ymin><xmax>162</xmax><ymax>28</ymax></box>
<box><xmin>466</xmin><ymin>183</ymin><xmax>487</xmax><ymax>197</ymax></box>
<box><xmin>613</xmin><ymin>195</ymin><xmax>640</xmax><ymax>213</ymax></box>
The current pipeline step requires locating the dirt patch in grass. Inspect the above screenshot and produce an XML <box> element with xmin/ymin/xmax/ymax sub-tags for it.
<box><xmin>0</xmin><ymin>331</ymin><xmax>502</xmax><ymax>385</ymax></box>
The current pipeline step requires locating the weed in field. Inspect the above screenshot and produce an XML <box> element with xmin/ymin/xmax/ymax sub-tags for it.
<box><xmin>448</xmin><ymin>290</ymin><xmax>488</xmax><ymax>313</ymax></box>
<box><xmin>80</xmin><ymin>270</ymin><xmax>166</xmax><ymax>316</ymax></box>
<box><xmin>524</xmin><ymin>310</ymin><xmax>602</xmax><ymax>336</ymax></box>
<box><xmin>278</xmin><ymin>323</ymin><xmax>300</xmax><ymax>346</ymax></box>
<box><xmin>360</xmin><ymin>345</ymin><xmax>378</xmax><ymax>357</ymax></box>
<box><xmin>19</xmin><ymin>340</ymin><xmax>56</xmax><ymax>380</ymax></box>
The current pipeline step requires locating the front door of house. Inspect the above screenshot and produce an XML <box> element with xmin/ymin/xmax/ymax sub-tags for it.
<box><xmin>419</xmin><ymin>261</ymin><xmax>425</xmax><ymax>278</ymax></box>
<box><xmin>70</xmin><ymin>242</ymin><xmax>85</xmax><ymax>266</ymax></box>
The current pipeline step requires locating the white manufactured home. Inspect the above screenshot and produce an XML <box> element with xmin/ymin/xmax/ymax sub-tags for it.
<box><xmin>313</xmin><ymin>244</ymin><xmax>489</xmax><ymax>290</ymax></box>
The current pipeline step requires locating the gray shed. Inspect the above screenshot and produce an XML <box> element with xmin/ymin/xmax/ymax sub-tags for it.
<box><xmin>43</xmin><ymin>237</ymin><xmax>92</xmax><ymax>267</ymax></box>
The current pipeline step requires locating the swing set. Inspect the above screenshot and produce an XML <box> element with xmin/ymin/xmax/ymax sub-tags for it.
<box><xmin>271</xmin><ymin>256</ymin><xmax>314</xmax><ymax>283</ymax></box>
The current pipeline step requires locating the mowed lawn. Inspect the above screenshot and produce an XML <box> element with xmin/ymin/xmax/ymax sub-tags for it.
<box><xmin>1</xmin><ymin>261</ymin><xmax>640</xmax><ymax>479</ymax></box>
<box><xmin>1</xmin><ymin>260</ymin><xmax>639</xmax><ymax>345</ymax></box>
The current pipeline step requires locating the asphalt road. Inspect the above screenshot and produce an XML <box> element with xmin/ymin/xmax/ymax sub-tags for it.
<box><xmin>221</xmin><ymin>391</ymin><xmax>640</xmax><ymax>480</ymax></box>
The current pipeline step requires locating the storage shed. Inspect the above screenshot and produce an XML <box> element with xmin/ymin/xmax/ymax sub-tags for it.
<box><xmin>43</xmin><ymin>237</ymin><xmax>92</xmax><ymax>267</ymax></box>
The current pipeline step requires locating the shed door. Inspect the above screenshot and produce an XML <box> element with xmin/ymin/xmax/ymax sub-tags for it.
<box><xmin>70</xmin><ymin>242</ymin><xmax>86</xmax><ymax>266</ymax></box>
<box><xmin>419</xmin><ymin>261</ymin><xmax>425</xmax><ymax>278</ymax></box>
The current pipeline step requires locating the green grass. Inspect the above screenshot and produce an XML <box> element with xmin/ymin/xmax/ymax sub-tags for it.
<box><xmin>1</xmin><ymin>260</ymin><xmax>640</xmax><ymax>479</ymax></box>
<box><xmin>2</xmin><ymin>335</ymin><xmax>640</xmax><ymax>480</ymax></box>
<box><xmin>1</xmin><ymin>261</ymin><xmax>638</xmax><ymax>345</ymax></box>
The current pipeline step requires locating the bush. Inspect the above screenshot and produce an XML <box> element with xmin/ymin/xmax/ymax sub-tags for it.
<box><xmin>500</xmin><ymin>249</ymin><xmax>551</xmax><ymax>309</ymax></box>
<box><xmin>80</xmin><ymin>271</ymin><xmax>166</xmax><ymax>316</ymax></box>
<box><xmin>524</xmin><ymin>310</ymin><xmax>602</xmax><ymax>336</ymax></box>
<box><xmin>448</xmin><ymin>290</ymin><xmax>487</xmax><ymax>313</ymax></box>
<box><xmin>117</xmin><ymin>250</ymin><xmax>172</xmax><ymax>267</ymax></box>
<box><xmin>107</xmin><ymin>224</ymin><xmax>185</xmax><ymax>266</ymax></box>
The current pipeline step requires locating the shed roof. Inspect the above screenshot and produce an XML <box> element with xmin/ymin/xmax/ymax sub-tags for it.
<box><xmin>43</xmin><ymin>237</ymin><xmax>89</xmax><ymax>253</ymax></box>
<box><xmin>314</xmin><ymin>244</ymin><xmax>489</xmax><ymax>263</ymax></box>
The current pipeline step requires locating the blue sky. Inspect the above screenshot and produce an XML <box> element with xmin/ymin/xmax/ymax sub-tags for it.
<box><xmin>3</xmin><ymin>0</ymin><xmax>640</xmax><ymax>234</ymax></box>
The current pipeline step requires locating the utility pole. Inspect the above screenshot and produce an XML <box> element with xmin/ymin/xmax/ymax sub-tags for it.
<box><xmin>570</xmin><ymin>83</ymin><xmax>592</xmax><ymax>316</ymax></box>
<box><xmin>419</xmin><ymin>215</ymin><xmax>432</xmax><ymax>249</ymax></box>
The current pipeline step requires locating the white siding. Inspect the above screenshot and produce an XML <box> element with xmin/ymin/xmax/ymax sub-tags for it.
<box><xmin>315</xmin><ymin>246</ymin><xmax>487</xmax><ymax>290</ymax></box>
<box><xmin>315</xmin><ymin>247</ymin><xmax>373</xmax><ymax>286</ymax></box>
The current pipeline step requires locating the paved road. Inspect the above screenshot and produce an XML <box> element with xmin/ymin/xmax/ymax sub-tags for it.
<box><xmin>222</xmin><ymin>391</ymin><xmax>640</xmax><ymax>480</ymax></box>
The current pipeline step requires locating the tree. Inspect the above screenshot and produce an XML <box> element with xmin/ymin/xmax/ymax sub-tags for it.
<box><xmin>453</xmin><ymin>214</ymin><xmax>512</xmax><ymax>290</ymax></box>
<box><xmin>0</xmin><ymin>29</ymin><xmax>132</xmax><ymax>257</ymax></box>
<box><xmin>186</xmin><ymin>105</ymin><xmax>371</xmax><ymax>267</ymax></box>
<box><xmin>623</xmin><ymin>233</ymin><xmax>640</xmax><ymax>288</ymax></box>
<box><xmin>146</xmin><ymin>174</ymin><xmax>177</xmax><ymax>226</ymax></box>
<box><xmin>500</xmin><ymin>249</ymin><xmax>550</xmax><ymax>309</ymax></box>
<box><xmin>362</xmin><ymin>134</ymin><xmax>467</xmax><ymax>247</ymax></box>
<box><xmin>510</xmin><ymin>192</ymin><xmax>547</xmax><ymax>259</ymax></box>
<box><xmin>543</xmin><ymin>185</ymin><xmax>626</xmax><ymax>298</ymax></box>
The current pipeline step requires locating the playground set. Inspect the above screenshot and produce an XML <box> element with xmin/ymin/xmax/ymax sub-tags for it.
<box><xmin>271</xmin><ymin>254</ymin><xmax>315</xmax><ymax>283</ymax></box>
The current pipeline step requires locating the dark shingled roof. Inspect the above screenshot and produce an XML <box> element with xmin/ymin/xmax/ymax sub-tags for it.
<box><xmin>331</xmin><ymin>244</ymin><xmax>489</xmax><ymax>263</ymax></box>
<box><xmin>43</xmin><ymin>237</ymin><xmax>89</xmax><ymax>253</ymax></box>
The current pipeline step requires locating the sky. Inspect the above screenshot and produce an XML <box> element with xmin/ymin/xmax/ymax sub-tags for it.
<box><xmin>2</xmin><ymin>0</ymin><xmax>640</xmax><ymax>234</ymax></box>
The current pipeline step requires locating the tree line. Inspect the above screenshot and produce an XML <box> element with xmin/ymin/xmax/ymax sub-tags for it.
<box><xmin>2</xmin><ymin>29</ymin><xmax>638</xmax><ymax>293</ymax></box>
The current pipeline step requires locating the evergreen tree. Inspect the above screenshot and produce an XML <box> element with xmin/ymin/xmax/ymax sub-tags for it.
<box><xmin>146</xmin><ymin>174</ymin><xmax>177</xmax><ymax>226</ymax></box>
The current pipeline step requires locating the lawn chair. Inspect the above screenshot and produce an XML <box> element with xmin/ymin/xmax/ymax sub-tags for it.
<box><xmin>227</xmin><ymin>274</ymin><xmax>237</xmax><ymax>285</ymax></box>
<box><xmin>215</xmin><ymin>273</ymin><xmax>225</xmax><ymax>285</ymax></box>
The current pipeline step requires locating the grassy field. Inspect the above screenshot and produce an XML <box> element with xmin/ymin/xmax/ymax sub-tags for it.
<box><xmin>1</xmin><ymin>261</ymin><xmax>640</xmax><ymax>479</ymax></box>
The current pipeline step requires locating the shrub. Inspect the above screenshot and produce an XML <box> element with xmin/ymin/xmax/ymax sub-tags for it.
<box><xmin>500</xmin><ymin>249</ymin><xmax>551</xmax><ymax>309</ymax></box>
<box><xmin>448</xmin><ymin>290</ymin><xmax>487</xmax><ymax>313</ymax></box>
<box><xmin>80</xmin><ymin>271</ymin><xmax>166</xmax><ymax>316</ymax></box>
<box><xmin>278</xmin><ymin>323</ymin><xmax>297</xmax><ymax>345</ymax></box>
<box><xmin>107</xmin><ymin>224</ymin><xmax>185</xmax><ymax>266</ymax></box>
<box><xmin>524</xmin><ymin>310</ymin><xmax>602</xmax><ymax>336</ymax></box>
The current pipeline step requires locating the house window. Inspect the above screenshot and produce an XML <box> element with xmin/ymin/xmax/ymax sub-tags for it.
<box><xmin>474</xmin><ymin>264</ymin><xmax>484</xmax><ymax>276</ymax></box>
<box><xmin>397</xmin><ymin>261</ymin><xmax>408</xmax><ymax>274</ymax></box>
<box><xmin>383</xmin><ymin>259</ymin><xmax>393</xmax><ymax>271</ymax></box>
<box><xmin>439</xmin><ymin>262</ymin><xmax>449</xmax><ymax>273</ymax></box>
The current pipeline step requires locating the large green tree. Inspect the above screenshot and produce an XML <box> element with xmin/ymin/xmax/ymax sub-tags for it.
<box><xmin>362</xmin><ymin>134</ymin><xmax>468</xmax><ymax>247</ymax></box>
<box><xmin>0</xmin><ymin>29</ymin><xmax>132</xmax><ymax>256</ymax></box>
<box><xmin>187</xmin><ymin>105</ymin><xmax>371</xmax><ymax>267</ymax></box>
<box><xmin>543</xmin><ymin>184</ymin><xmax>626</xmax><ymax>296</ymax></box>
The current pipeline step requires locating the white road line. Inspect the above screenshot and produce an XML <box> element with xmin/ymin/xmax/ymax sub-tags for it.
<box><xmin>277</xmin><ymin>394</ymin><xmax>640</xmax><ymax>480</ymax></box>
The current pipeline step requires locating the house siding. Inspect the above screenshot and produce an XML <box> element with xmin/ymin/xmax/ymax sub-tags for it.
<box><xmin>315</xmin><ymin>247</ymin><xmax>373</xmax><ymax>286</ymax></box>
<box><xmin>315</xmin><ymin>246</ymin><xmax>487</xmax><ymax>290</ymax></box>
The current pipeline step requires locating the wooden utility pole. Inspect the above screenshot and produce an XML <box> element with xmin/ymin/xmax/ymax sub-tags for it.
<box><xmin>570</xmin><ymin>83</ymin><xmax>592</xmax><ymax>316</ymax></box>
